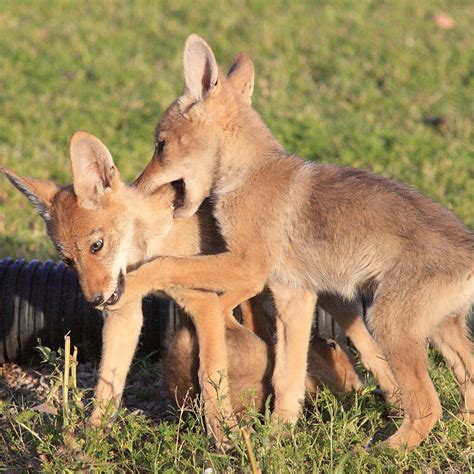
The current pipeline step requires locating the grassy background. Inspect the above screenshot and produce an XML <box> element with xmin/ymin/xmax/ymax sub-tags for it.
<box><xmin>0</xmin><ymin>0</ymin><xmax>472</xmax><ymax>471</ymax></box>
<box><xmin>0</xmin><ymin>0</ymin><xmax>472</xmax><ymax>258</ymax></box>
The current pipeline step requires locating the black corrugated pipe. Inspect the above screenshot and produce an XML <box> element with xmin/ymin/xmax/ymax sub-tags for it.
<box><xmin>0</xmin><ymin>258</ymin><xmax>175</xmax><ymax>363</ymax></box>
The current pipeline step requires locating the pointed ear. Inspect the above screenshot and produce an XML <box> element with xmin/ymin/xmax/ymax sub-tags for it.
<box><xmin>227</xmin><ymin>53</ymin><xmax>254</xmax><ymax>105</ymax></box>
<box><xmin>183</xmin><ymin>34</ymin><xmax>219</xmax><ymax>101</ymax></box>
<box><xmin>1</xmin><ymin>168</ymin><xmax>60</xmax><ymax>221</ymax></box>
<box><xmin>69</xmin><ymin>131</ymin><xmax>121</xmax><ymax>209</ymax></box>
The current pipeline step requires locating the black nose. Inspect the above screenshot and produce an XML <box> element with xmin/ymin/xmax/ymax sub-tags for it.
<box><xmin>92</xmin><ymin>293</ymin><xmax>104</xmax><ymax>306</ymax></box>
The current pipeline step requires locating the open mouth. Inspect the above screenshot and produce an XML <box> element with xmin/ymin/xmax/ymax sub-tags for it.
<box><xmin>105</xmin><ymin>270</ymin><xmax>125</xmax><ymax>306</ymax></box>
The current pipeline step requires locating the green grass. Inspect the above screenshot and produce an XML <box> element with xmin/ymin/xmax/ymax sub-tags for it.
<box><xmin>0</xmin><ymin>0</ymin><xmax>472</xmax><ymax>258</ymax></box>
<box><xmin>1</xmin><ymin>345</ymin><xmax>472</xmax><ymax>472</ymax></box>
<box><xmin>0</xmin><ymin>0</ymin><xmax>472</xmax><ymax>471</ymax></box>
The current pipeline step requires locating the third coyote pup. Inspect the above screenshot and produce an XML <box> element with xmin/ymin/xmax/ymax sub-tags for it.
<box><xmin>167</xmin><ymin>307</ymin><xmax>362</xmax><ymax>413</ymax></box>
<box><xmin>113</xmin><ymin>34</ymin><xmax>474</xmax><ymax>448</ymax></box>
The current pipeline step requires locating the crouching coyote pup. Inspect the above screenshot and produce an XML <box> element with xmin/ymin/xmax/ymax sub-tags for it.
<box><xmin>2</xmin><ymin>132</ymin><xmax>361</xmax><ymax>446</ymax></box>
<box><xmin>167</xmin><ymin>301</ymin><xmax>363</xmax><ymax>412</ymax></box>
<box><xmin>115</xmin><ymin>35</ymin><xmax>474</xmax><ymax>448</ymax></box>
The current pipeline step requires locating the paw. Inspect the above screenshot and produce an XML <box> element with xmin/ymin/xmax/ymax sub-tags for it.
<box><xmin>271</xmin><ymin>409</ymin><xmax>299</xmax><ymax>426</ymax></box>
<box><xmin>212</xmin><ymin>430</ymin><xmax>233</xmax><ymax>453</ymax></box>
<box><xmin>387</xmin><ymin>420</ymin><xmax>428</xmax><ymax>450</ymax></box>
<box><xmin>269</xmin><ymin>416</ymin><xmax>295</xmax><ymax>444</ymax></box>
<box><xmin>207</xmin><ymin>415</ymin><xmax>238</xmax><ymax>452</ymax></box>
<box><xmin>89</xmin><ymin>402</ymin><xmax>120</xmax><ymax>431</ymax></box>
<box><xmin>88</xmin><ymin>408</ymin><xmax>110</xmax><ymax>429</ymax></box>
<box><xmin>387</xmin><ymin>432</ymin><xmax>409</xmax><ymax>450</ymax></box>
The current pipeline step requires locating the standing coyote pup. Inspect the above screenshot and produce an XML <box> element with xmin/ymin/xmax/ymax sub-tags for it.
<box><xmin>2</xmin><ymin>132</ymin><xmax>361</xmax><ymax>446</ymax></box>
<box><xmin>2</xmin><ymin>134</ymin><xmax>234</xmax><ymax>445</ymax></box>
<box><xmin>115</xmin><ymin>35</ymin><xmax>474</xmax><ymax>448</ymax></box>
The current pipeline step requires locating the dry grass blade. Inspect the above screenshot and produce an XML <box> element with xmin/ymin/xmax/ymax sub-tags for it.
<box><xmin>62</xmin><ymin>335</ymin><xmax>71</xmax><ymax>427</ymax></box>
<box><xmin>241</xmin><ymin>427</ymin><xmax>261</xmax><ymax>474</ymax></box>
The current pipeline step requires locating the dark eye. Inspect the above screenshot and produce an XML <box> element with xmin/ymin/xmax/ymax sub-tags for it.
<box><xmin>327</xmin><ymin>341</ymin><xmax>337</xmax><ymax>350</ymax></box>
<box><xmin>90</xmin><ymin>238</ymin><xmax>104</xmax><ymax>254</ymax></box>
<box><xmin>155</xmin><ymin>139</ymin><xmax>165</xmax><ymax>156</ymax></box>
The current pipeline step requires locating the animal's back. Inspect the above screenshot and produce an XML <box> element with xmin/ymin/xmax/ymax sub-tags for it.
<box><xmin>255</xmin><ymin>157</ymin><xmax>474</xmax><ymax>295</ymax></box>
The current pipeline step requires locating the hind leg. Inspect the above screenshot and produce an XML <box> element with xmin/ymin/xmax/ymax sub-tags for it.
<box><xmin>270</xmin><ymin>284</ymin><xmax>316</xmax><ymax>424</ymax></box>
<box><xmin>430</xmin><ymin>310</ymin><xmax>474</xmax><ymax>422</ymax></box>
<box><xmin>318</xmin><ymin>293</ymin><xmax>400</xmax><ymax>404</ymax></box>
<box><xmin>370</xmin><ymin>301</ymin><xmax>442</xmax><ymax>449</ymax></box>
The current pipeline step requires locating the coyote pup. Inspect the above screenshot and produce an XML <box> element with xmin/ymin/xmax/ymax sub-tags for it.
<box><xmin>116</xmin><ymin>35</ymin><xmax>474</xmax><ymax>448</ymax></box>
<box><xmin>2</xmin><ymin>133</ymin><xmax>361</xmax><ymax>446</ymax></box>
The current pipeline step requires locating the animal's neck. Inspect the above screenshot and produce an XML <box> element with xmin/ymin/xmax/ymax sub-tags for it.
<box><xmin>214</xmin><ymin>106</ymin><xmax>283</xmax><ymax>195</ymax></box>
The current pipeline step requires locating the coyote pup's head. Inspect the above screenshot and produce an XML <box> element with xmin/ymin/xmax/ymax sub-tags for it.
<box><xmin>136</xmin><ymin>34</ymin><xmax>256</xmax><ymax>219</ymax></box>
<box><xmin>3</xmin><ymin>132</ymin><xmax>139</xmax><ymax>307</ymax></box>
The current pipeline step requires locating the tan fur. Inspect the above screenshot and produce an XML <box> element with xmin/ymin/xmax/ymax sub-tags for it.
<box><xmin>2</xmin><ymin>133</ymin><xmax>363</xmax><ymax>447</ymax></box>
<box><xmin>2</xmin><ymin>136</ymin><xmax>234</xmax><ymax>447</ymax></box>
<box><xmin>117</xmin><ymin>35</ymin><xmax>474</xmax><ymax>448</ymax></box>
<box><xmin>166</xmin><ymin>308</ymin><xmax>362</xmax><ymax>413</ymax></box>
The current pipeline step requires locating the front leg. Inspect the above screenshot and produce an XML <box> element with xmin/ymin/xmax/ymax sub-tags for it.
<box><xmin>90</xmin><ymin>299</ymin><xmax>143</xmax><ymax>427</ymax></box>
<box><xmin>166</xmin><ymin>288</ymin><xmax>236</xmax><ymax>449</ymax></box>
<box><xmin>270</xmin><ymin>284</ymin><xmax>317</xmax><ymax>425</ymax></box>
<box><xmin>109</xmin><ymin>252</ymin><xmax>266</xmax><ymax>311</ymax></box>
